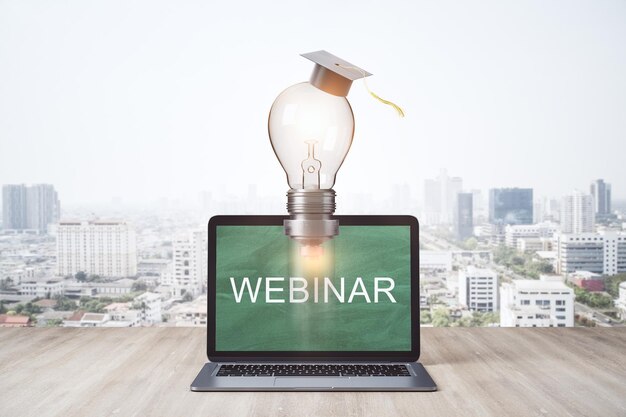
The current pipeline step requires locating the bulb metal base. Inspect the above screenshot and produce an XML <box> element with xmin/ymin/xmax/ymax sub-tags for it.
<box><xmin>284</xmin><ymin>189</ymin><xmax>338</xmax><ymax>246</ymax></box>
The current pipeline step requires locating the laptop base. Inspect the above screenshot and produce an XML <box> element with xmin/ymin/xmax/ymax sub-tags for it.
<box><xmin>190</xmin><ymin>362</ymin><xmax>437</xmax><ymax>391</ymax></box>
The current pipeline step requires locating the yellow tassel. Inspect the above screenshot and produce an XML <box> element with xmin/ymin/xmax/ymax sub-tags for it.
<box><xmin>336</xmin><ymin>63</ymin><xmax>405</xmax><ymax>118</ymax></box>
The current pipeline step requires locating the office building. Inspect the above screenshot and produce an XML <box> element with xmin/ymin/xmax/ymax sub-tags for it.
<box><xmin>455</xmin><ymin>192</ymin><xmax>473</xmax><ymax>241</ymax></box>
<box><xmin>471</xmin><ymin>189</ymin><xmax>485</xmax><ymax>223</ymax></box>
<box><xmin>423</xmin><ymin>169</ymin><xmax>463</xmax><ymax>225</ymax></box>
<box><xmin>505</xmin><ymin>222</ymin><xmax>558</xmax><ymax>249</ymax></box>
<box><xmin>172</xmin><ymin>230</ymin><xmax>207</xmax><ymax>297</ymax></box>
<box><xmin>556</xmin><ymin>231</ymin><xmax>626</xmax><ymax>276</ymax></box>
<box><xmin>56</xmin><ymin>220</ymin><xmax>137</xmax><ymax>278</ymax></box>
<box><xmin>458</xmin><ymin>266</ymin><xmax>498</xmax><ymax>312</ymax></box>
<box><xmin>560</xmin><ymin>191</ymin><xmax>595</xmax><ymax>234</ymax></box>
<box><xmin>2</xmin><ymin>184</ymin><xmax>60</xmax><ymax>233</ymax></box>
<box><xmin>590</xmin><ymin>179</ymin><xmax>611</xmax><ymax>220</ymax></box>
<box><xmin>517</xmin><ymin>237</ymin><xmax>553</xmax><ymax>253</ymax></box>
<box><xmin>489</xmin><ymin>188</ymin><xmax>533</xmax><ymax>225</ymax></box>
<box><xmin>500</xmin><ymin>276</ymin><xmax>574</xmax><ymax>327</ymax></box>
<box><xmin>19</xmin><ymin>279</ymin><xmax>64</xmax><ymax>298</ymax></box>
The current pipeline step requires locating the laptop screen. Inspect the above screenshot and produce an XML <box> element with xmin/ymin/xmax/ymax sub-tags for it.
<box><xmin>214</xmin><ymin>224</ymin><xmax>412</xmax><ymax>352</ymax></box>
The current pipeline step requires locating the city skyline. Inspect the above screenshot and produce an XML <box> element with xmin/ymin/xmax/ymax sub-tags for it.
<box><xmin>1</xmin><ymin>1</ymin><xmax>625</xmax><ymax>204</ymax></box>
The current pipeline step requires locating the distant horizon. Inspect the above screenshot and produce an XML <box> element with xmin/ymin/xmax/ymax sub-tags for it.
<box><xmin>1</xmin><ymin>1</ymin><xmax>625</xmax><ymax>205</ymax></box>
<box><xmin>2</xmin><ymin>179</ymin><xmax>625</xmax><ymax>208</ymax></box>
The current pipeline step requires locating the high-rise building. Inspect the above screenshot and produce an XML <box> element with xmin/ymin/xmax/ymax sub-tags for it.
<box><xmin>556</xmin><ymin>231</ymin><xmax>626</xmax><ymax>276</ymax></box>
<box><xmin>172</xmin><ymin>230</ymin><xmax>207</xmax><ymax>297</ymax></box>
<box><xmin>2</xmin><ymin>185</ymin><xmax>27</xmax><ymax>230</ymax></box>
<box><xmin>57</xmin><ymin>220</ymin><xmax>137</xmax><ymax>277</ymax></box>
<box><xmin>560</xmin><ymin>191</ymin><xmax>595</xmax><ymax>233</ymax></box>
<box><xmin>2</xmin><ymin>184</ymin><xmax>60</xmax><ymax>233</ymax></box>
<box><xmin>458</xmin><ymin>266</ymin><xmax>498</xmax><ymax>312</ymax></box>
<box><xmin>500</xmin><ymin>276</ymin><xmax>574</xmax><ymax>327</ymax></box>
<box><xmin>590</xmin><ymin>179</ymin><xmax>612</xmax><ymax>221</ymax></box>
<box><xmin>488</xmin><ymin>188</ymin><xmax>533</xmax><ymax>225</ymax></box>
<box><xmin>470</xmin><ymin>189</ymin><xmax>485</xmax><ymax>223</ymax></box>
<box><xmin>422</xmin><ymin>169</ymin><xmax>463</xmax><ymax>225</ymax></box>
<box><xmin>455</xmin><ymin>192</ymin><xmax>473</xmax><ymax>241</ymax></box>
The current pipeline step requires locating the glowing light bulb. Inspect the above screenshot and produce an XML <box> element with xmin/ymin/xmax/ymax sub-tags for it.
<box><xmin>268</xmin><ymin>51</ymin><xmax>371</xmax><ymax>248</ymax></box>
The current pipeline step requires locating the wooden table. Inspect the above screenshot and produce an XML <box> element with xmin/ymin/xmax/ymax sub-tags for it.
<box><xmin>1</xmin><ymin>327</ymin><xmax>624</xmax><ymax>417</ymax></box>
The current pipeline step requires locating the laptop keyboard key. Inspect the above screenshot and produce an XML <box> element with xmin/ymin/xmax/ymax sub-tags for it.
<box><xmin>216</xmin><ymin>364</ymin><xmax>411</xmax><ymax>377</ymax></box>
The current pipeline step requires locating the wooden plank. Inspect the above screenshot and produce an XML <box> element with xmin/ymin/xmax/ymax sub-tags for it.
<box><xmin>0</xmin><ymin>328</ymin><xmax>624</xmax><ymax>417</ymax></box>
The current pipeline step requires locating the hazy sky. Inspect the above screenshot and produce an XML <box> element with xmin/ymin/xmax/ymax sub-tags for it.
<box><xmin>1</xmin><ymin>0</ymin><xmax>625</xmax><ymax>206</ymax></box>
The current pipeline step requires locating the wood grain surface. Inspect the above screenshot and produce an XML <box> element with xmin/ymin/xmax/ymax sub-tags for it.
<box><xmin>0</xmin><ymin>327</ymin><xmax>624</xmax><ymax>417</ymax></box>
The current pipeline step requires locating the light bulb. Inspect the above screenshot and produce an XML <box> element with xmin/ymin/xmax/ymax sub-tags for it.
<box><xmin>268</xmin><ymin>51</ymin><xmax>371</xmax><ymax>248</ymax></box>
<box><xmin>268</xmin><ymin>82</ymin><xmax>354</xmax><ymax>191</ymax></box>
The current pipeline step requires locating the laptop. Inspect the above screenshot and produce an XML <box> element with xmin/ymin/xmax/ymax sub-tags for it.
<box><xmin>191</xmin><ymin>215</ymin><xmax>436</xmax><ymax>391</ymax></box>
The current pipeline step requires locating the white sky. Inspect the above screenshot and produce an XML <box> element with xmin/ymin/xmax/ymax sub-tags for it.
<box><xmin>1</xmin><ymin>0</ymin><xmax>625</xmax><ymax>206</ymax></box>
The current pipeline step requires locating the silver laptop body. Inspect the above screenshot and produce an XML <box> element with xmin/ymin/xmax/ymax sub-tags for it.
<box><xmin>191</xmin><ymin>215</ymin><xmax>437</xmax><ymax>391</ymax></box>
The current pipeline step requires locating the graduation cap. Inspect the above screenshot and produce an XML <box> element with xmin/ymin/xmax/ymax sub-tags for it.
<box><xmin>301</xmin><ymin>50</ymin><xmax>372</xmax><ymax>97</ymax></box>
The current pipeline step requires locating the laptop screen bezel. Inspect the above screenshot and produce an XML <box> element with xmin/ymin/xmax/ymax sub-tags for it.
<box><xmin>207</xmin><ymin>215</ymin><xmax>420</xmax><ymax>362</ymax></box>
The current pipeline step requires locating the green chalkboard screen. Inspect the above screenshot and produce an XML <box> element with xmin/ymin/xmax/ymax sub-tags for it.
<box><xmin>215</xmin><ymin>225</ymin><xmax>411</xmax><ymax>352</ymax></box>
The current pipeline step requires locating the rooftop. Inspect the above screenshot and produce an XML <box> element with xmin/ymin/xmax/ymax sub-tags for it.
<box><xmin>0</xmin><ymin>314</ymin><xmax>30</xmax><ymax>325</ymax></box>
<box><xmin>509</xmin><ymin>280</ymin><xmax>571</xmax><ymax>291</ymax></box>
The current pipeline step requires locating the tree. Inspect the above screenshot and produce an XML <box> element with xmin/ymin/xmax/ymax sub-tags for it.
<box><xmin>183</xmin><ymin>292</ymin><xmax>193</xmax><ymax>302</ymax></box>
<box><xmin>132</xmin><ymin>280</ymin><xmax>147</xmax><ymax>292</ymax></box>
<box><xmin>53</xmin><ymin>296</ymin><xmax>77</xmax><ymax>312</ymax></box>
<box><xmin>464</xmin><ymin>237</ymin><xmax>478</xmax><ymax>250</ymax></box>
<box><xmin>431</xmin><ymin>308</ymin><xmax>450</xmax><ymax>327</ymax></box>
<box><xmin>420</xmin><ymin>311</ymin><xmax>431</xmax><ymax>324</ymax></box>
<box><xmin>605</xmin><ymin>273</ymin><xmax>626</xmax><ymax>298</ymax></box>
<box><xmin>75</xmin><ymin>271</ymin><xmax>87</xmax><ymax>282</ymax></box>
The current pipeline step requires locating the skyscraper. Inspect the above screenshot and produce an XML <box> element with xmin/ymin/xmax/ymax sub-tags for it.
<box><xmin>2</xmin><ymin>184</ymin><xmax>60</xmax><ymax>233</ymax></box>
<box><xmin>2</xmin><ymin>185</ymin><xmax>27</xmax><ymax>230</ymax></box>
<box><xmin>455</xmin><ymin>192</ymin><xmax>474</xmax><ymax>241</ymax></box>
<box><xmin>560</xmin><ymin>190</ymin><xmax>595</xmax><ymax>234</ymax></box>
<box><xmin>590</xmin><ymin>179</ymin><xmax>612</xmax><ymax>220</ymax></box>
<box><xmin>488</xmin><ymin>188</ymin><xmax>533</xmax><ymax>225</ymax></box>
<box><xmin>422</xmin><ymin>169</ymin><xmax>463</xmax><ymax>225</ymax></box>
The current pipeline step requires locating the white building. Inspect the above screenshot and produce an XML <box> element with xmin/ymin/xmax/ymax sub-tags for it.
<box><xmin>134</xmin><ymin>292</ymin><xmax>162</xmax><ymax>324</ymax></box>
<box><xmin>137</xmin><ymin>259</ymin><xmax>171</xmax><ymax>276</ymax></box>
<box><xmin>19</xmin><ymin>279</ymin><xmax>64</xmax><ymax>298</ymax></box>
<box><xmin>505</xmin><ymin>222</ymin><xmax>558</xmax><ymax>249</ymax></box>
<box><xmin>63</xmin><ymin>311</ymin><xmax>111</xmax><ymax>327</ymax></box>
<box><xmin>458</xmin><ymin>266</ymin><xmax>498</xmax><ymax>312</ymax></box>
<box><xmin>420</xmin><ymin>251</ymin><xmax>452</xmax><ymax>272</ymax></box>
<box><xmin>104</xmin><ymin>303</ymin><xmax>141</xmax><ymax>327</ymax></box>
<box><xmin>165</xmin><ymin>295</ymin><xmax>207</xmax><ymax>326</ymax></box>
<box><xmin>500</xmin><ymin>276</ymin><xmax>574</xmax><ymax>327</ymax></box>
<box><xmin>556</xmin><ymin>231</ymin><xmax>626</xmax><ymax>276</ymax></box>
<box><xmin>56</xmin><ymin>220</ymin><xmax>137</xmax><ymax>278</ymax></box>
<box><xmin>517</xmin><ymin>237</ymin><xmax>553</xmax><ymax>253</ymax></box>
<box><xmin>561</xmin><ymin>191</ymin><xmax>595</xmax><ymax>234</ymax></box>
<box><xmin>92</xmin><ymin>278</ymin><xmax>135</xmax><ymax>296</ymax></box>
<box><xmin>171</xmin><ymin>231</ymin><xmax>207</xmax><ymax>297</ymax></box>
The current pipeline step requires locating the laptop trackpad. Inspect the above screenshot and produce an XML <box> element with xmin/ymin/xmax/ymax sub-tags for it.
<box><xmin>274</xmin><ymin>377</ymin><xmax>358</xmax><ymax>388</ymax></box>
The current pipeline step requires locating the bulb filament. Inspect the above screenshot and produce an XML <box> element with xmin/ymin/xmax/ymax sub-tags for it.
<box><xmin>301</xmin><ymin>140</ymin><xmax>322</xmax><ymax>189</ymax></box>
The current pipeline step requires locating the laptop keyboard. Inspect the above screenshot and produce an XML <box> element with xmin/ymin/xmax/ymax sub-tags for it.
<box><xmin>216</xmin><ymin>364</ymin><xmax>411</xmax><ymax>377</ymax></box>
